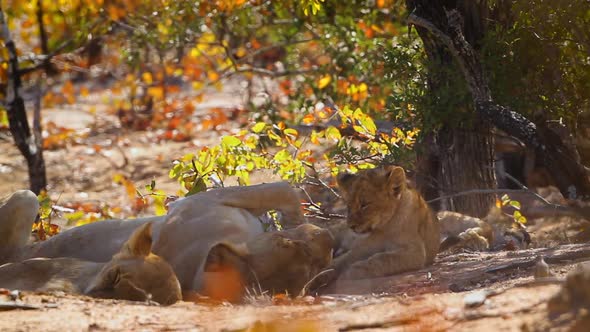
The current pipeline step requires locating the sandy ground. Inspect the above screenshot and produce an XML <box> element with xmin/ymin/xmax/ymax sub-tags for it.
<box><xmin>1</xmin><ymin>81</ymin><xmax>590</xmax><ymax>331</ymax></box>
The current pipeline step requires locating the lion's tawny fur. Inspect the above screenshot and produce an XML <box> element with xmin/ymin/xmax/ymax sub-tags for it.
<box><xmin>332</xmin><ymin>165</ymin><xmax>440</xmax><ymax>280</ymax></box>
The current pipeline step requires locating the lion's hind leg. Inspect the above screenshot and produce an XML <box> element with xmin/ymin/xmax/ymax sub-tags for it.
<box><xmin>0</xmin><ymin>190</ymin><xmax>39</xmax><ymax>262</ymax></box>
<box><xmin>217</xmin><ymin>182</ymin><xmax>305</xmax><ymax>227</ymax></box>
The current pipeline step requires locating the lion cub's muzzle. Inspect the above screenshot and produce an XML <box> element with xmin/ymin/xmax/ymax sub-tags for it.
<box><xmin>348</xmin><ymin>220</ymin><xmax>372</xmax><ymax>234</ymax></box>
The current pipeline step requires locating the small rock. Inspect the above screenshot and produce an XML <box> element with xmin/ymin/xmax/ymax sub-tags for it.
<box><xmin>464</xmin><ymin>290</ymin><xmax>488</xmax><ymax>308</ymax></box>
<box><xmin>534</xmin><ymin>255</ymin><xmax>553</xmax><ymax>279</ymax></box>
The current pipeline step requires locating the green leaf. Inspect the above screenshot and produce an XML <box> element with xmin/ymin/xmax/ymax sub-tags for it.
<box><xmin>221</xmin><ymin>135</ymin><xmax>242</xmax><ymax>147</ymax></box>
<box><xmin>186</xmin><ymin>176</ymin><xmax>207</xmax><ymax>196</ymax></box>
<box><xmin>252</xmin><ymin>122</ymin><xmax>267</xmax><ymax>133</ymax></box>
<box><xmin>145</xmin><ymin>179</ymin><xmax>156</xmax><ymax>192</ymax></box>
<box><xmin>509</xmin><ymin>200</ymin><xmax>521</xmax><ymax>210</ymax></box>
<box><xmin>284</xmin><ymin>128</ymin><xmax>298</xmax><ymax>138</ymax></box>
<box><xmin>64</xmin><ymin>211</ymin><xmax>85</xmax><ymax>226</ymax></box>
<box><xmin>359</xmin><ymin>114</ymin><xmax>377</xmax><ymax>135</ymax></box>
<box><xmin>325</xmin><ymin>126</ymin><xmax>341</xmax><ymax>141</ymax></box>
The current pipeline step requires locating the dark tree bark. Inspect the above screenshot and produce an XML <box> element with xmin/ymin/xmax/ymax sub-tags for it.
<box><xmin>407</xmin><ymin>0</ymin><xmax>496</xmax><ymax>217</ymax></box>
<box><xmin>35</xmin><ymin>0</ymin><xmax>57</xmax><ymax>76</ymax></box>
<box><xmin>1</xmin><ymin>7</ymin><xmax>47</xmax><ymax>194</ymax></box>
<box><xmin>406</xmin><ymin>1</ymin><xmax>590</xmax><ymax>201</ymax></box>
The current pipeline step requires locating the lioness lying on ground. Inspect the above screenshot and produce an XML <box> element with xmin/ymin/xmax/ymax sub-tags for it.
<box><xmin>0</xmin><ymin>183</ymin><xmax>332</xmax><ymax>301</ymax></box>
<box><xmin>202</xmin><ymin>223</ymin><xmax>334</xmax><ymax>301</ymax></box>
<box><xmin>329</xmin><ymin>165</ymin><xmax>440</xmax><ymax>280</ymax></box>
<box><xmin>0</xmin><ymin>222</ymin><xmax>182</xmax><ymax>305</ymax></box>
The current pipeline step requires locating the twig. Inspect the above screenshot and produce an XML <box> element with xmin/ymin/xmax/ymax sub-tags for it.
<box><xmin>298</xmin><ymin>269</ymin><xmax>335</xmax><ymax>297</ymax></box>
<box><xmin>0</xmin><ymin>302</ymin><xmax>41</xmax><ymax>311</ymax></box>
<box><xmin>502</xmin><ymin>172</ymin><xmax>552</xmax><ymax>205</ymax></box>
<box><xmin>427</xmin><ymin>188</ymin><xmax>544</xmax><ymax>204</ymax></box>
<box><xmin>298</xmin><ymin>187</ymin><xmax>345</xmax><ymax>220</ymax></box>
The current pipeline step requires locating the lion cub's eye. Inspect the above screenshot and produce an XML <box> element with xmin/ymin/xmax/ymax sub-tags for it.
<box><xmin>112</xmin><ymin>270</ymin><xmax>121</xmax><ymax>285</ymax></box>
<box><xmin>360</xmin><ymin>202</ymin><xmax>369</xmax><ymax>210</ymax></box>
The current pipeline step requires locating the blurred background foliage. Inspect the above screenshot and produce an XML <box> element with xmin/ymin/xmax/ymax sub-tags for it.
<box><xmin>1</xmin><ymin>0</ymin><xmax>589</xmax><ymax>197</ymax></box>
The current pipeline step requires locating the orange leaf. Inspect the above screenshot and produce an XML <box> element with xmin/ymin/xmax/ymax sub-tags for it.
<box><xmin>207</xmin><ymin>71</ymin><xmax>219</xmax><ymax>81</ymax></box>
<box><xmin>62</xmin><ymin>80</ymin><xmax>74</xmax><ymax>96</ymax></box>
<box><xmin>147</xmin><ymin>86</ymin><xmax>164</xmax><ymax>100</ymax></box>
<box><xmin>302</xmin><ymin>113</ymin><xmax>315</xmax><ymax>125</ymax></box>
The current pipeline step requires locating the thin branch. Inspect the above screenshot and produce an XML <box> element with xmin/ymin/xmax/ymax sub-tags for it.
<box><xmin>426</xmin><ymin>189</ymin><xmax>565</xmax><ymax>208</ymax></box>
<box><xmin>298</xmin><ymin>186</ymin><xmax>345</xmax><ymax>220</ymax></box>
<box><xmin>18</xmin><ymin>18</ymin><xmax>105</xmax><ymax>76</ymax></box>
<box><xmin>502</xmin><ymin>171</ymin><xmax>551</xmax><ymax>205</ymax></box>
<box><xmin>232</xmin><ymin>66</ymin><xmax>315</xmax><ymax>78</ymax></box>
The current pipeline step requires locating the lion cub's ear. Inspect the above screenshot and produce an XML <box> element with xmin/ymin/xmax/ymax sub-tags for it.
<box><xmin>117</xmin><ymin>222</ymin><xmax>153</xmax><ymax>257</ymax></box>
<box><xmin>383</xmin><ymin>165</ymin><xmax>406</xmax><ymax>192</ymax></box>
<box><xmin>337</xmin><ymin>172</ymin><xmax>356</xmax><ymax>198</ymax></box>
<box><xmin>204</xmin><ymin>243</ymin><xmax>249</xmax><ymax>273</ymax></box>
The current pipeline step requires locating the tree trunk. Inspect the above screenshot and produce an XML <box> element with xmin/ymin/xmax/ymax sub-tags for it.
<box><xmin>407</xmin><ymin>1</ymin><xmax>590</xmax><ymax>201</ymax></box>
<box><xmin>437</xmin><ymin>122</ymin><xmax>495</xmax><ymax>216</ymax></box>
<box><xmin>1</xmin><ymin>6</ymin><xmax>47</xmax><ymax>194</ymax></box>
<box><xmin>408</xmin><ymin>0</ymin><xmax>496</xmax><ymax>216</ymax></box>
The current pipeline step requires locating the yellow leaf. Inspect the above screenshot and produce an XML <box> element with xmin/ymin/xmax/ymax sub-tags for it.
<box><xmin>142</xmin><ymin>72</ymin><xmax>153</xmax><ymax>84</ymax></box>
<box><xmin>192</xmin><ymin>81</ymin><xmax>204</xmax><ymax>91</ymax></box>
<box><xmin>317</xmin><ymin>75</ymin><xmax>332</xmax><ymax>89</ymax></box>
<box><xmin>221</xmin><ymin>135</ymin><xmax>241</xmax><ymax>147</ymax></box>
<box><xmin>252</xmin><ymin>122</ymin><xmax>267</xmax><ymax>133</ymax></box>
<box><xmin>283</xmin><ymin>128</ymin><xmax>298</xmax><ymax>138</ymax></box>
<box><xmin>235</xmin><ymin>46</ymin><xmax>247</xmax><ymax>58</ymax></box>
<box><xmin>310</xmin><ymin>130</ymin><xmax>322</xmax><ymax>144</ymax></box>
<box><xmin>189</xmin><ymin>47</ymin><xmax>200</xmax><ymax>58</ymax></box>
<box><xmin>147</xmin><ymin>86</ymin><xmax>164</xmax><ymax>100</ymax></box>
<box><xmin>325</xmin><ymin>126</ymin><xmax>341</xmax><ymax>141</ymax></box>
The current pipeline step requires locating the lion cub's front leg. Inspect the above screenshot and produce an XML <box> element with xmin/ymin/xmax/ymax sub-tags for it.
<box><xmin>337</xmin><ymin>242</ymin><xmax>427</xmax><ymax>280</ymax></box>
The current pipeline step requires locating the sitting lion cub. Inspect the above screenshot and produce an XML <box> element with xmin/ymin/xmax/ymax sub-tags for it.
<box><xmin>0</xmin><ymin>222</ymin><xmax>182</xmax><ymax>305</ymax></box>
<box><xmin>331</xmin><ymin>165</ymin><xmax>440</xmax><ymax>280</ymax></box>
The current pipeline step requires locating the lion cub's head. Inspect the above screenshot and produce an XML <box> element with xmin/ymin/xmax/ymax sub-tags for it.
<box><xmin>337</xmin><ymin>165</ymin><xmax>408</xmax><ymax>233</ymax></box>
<box><xmin>86</xmin><ymin>222</ymin><xmax>182</xmax><ymax>305</ymax></box>
<box><xmin>202</xmin><ymin>224</ymin><xmax>334</xmax><ymax>302</ymax></box>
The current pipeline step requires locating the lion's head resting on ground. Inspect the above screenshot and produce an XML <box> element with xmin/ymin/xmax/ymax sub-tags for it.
<box><xmin>336</xmin><ymin>165</ymin><xmax>408</xmax><ymax>233</ymax></box>
<box><xmin>201</xmin><ymin>224</ymin><xmax>334</xmax><ymax>302</ymax></box>
<box><xmin>86</xmin><ymin>222</ymin><xmax>182</xmax><ymax>305</ymax></box>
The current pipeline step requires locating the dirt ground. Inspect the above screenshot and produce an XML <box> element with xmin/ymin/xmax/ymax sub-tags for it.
<box><xmin>1</xmin><ymin>80</ymin><xmax>590</xmax><ymax>331</ymax></box>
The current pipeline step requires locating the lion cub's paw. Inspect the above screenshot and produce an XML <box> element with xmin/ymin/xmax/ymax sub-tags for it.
<box><xmin>458</xmin><ymin>229</ymin><xmax>490</xmax><ymax>251</ymax></box>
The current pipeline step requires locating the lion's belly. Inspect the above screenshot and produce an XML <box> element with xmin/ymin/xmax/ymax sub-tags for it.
<box><xmin>152</xmin><ymin>202</ymin><xmax>264</xmax><ymax>290</ymax></box>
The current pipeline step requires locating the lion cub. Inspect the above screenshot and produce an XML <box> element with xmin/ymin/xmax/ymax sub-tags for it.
<box><xmin>331</xmin><ymin>165</ymin><xmax>440</xmax><ymax>280</ymax></box>
<box><xmin>0</xmin><ymin>222</ymin><xmax>182</xmax><ymax>305</ymax></box>
<box><xmin>438</xmin><ymin>206</ymin><xmax>530</xmax><ymax>252</ymax></box>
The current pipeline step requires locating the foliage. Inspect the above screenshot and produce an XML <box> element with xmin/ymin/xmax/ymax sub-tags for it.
<box><xmin>169</xmin><ymin>106</ymin><xmax>419</xmax><ymax>195</ymax></box>
<box><xmin>482</xmin><ymin>0</ymin><xmax>590</xmax><ymax>127</ymax></box>
<box><xmin>3</xmin><ymin>0</ymin><xmax>589</xmax><ymax>222</ymax></box>
<box><xmin>498</xmin><ymin>194</ymin><xmax>527</xmax><ymax>225</ymax></box>
<box><xmin>33</xmin><ymin>190</ymin><xmax>60</xmax><ymax>240</ymax></box>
